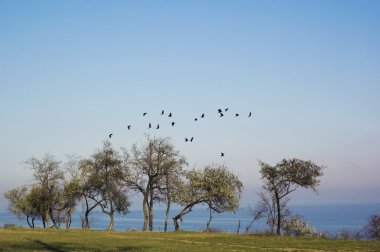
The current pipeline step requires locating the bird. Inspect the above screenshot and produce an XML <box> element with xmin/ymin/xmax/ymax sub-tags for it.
<box><xmin>194</xmin><ymin>118</ymin><xmax>198</xmax><ymax>121</ymax></box>
<box><xmin>109</xmin><ymin>134</ymin><xmax>113</xmax><ymax>139</ymax></box>
<box><xmin>248</xmin><ymin>112</ymin><xmax>252</xmax><ymax>117</ymax></box>
<box><xmin>235</xmin><ymin>113</ymin><xmax>239</xmax><ymax>117</ymax></box>
<box><xmin>220</xmin><ymin>113</ymin><xmax>224</xmax><ymax>117</ymax></box>
<box><xmin>171</xmin><ymin>122</ymin><xmax>175</xmax><ymax>126</ymax></box>
<box><xmin>201</xmin><ymin>113</ymin><xmax>205</xmax><ymax>118</ymax></box>
<box><xmin>221</xmin><ymin>152</ymin><xmax>224</xmax><ymax>157</ymax></box>
<box><xmin>127</xmin><ymin>125</ymin><xmax>131</xmax><ymax>130</ymax></box>
<box><xmin>148</xmin><ymin>123</ymin><xmax>152</xmax><ymax>129</ymax></box>
<box><xmin>161</xmin><ymin>110</ymin><xmax>164</xmax><ymax>115</ymax></box>
<box><xmin>217</xmin><ymin>109</ymin><xmax>222</xmax><ymax>113</ymax></box>
<box><xmin>168</xmin><ymin>113</ymin><xmax>172</xmax><ymax>117</ymax></box>
<box><xmin>185</xmin><ymin>138</ymin><xmax>189</xmax><ymax>142</ymax></box>
<box><xmin>143</xmin><ymin>113</ymin><xmax>147</xmax><ymax>116</ymax></box>
<box><xmin>225</xmin><ymin>108</ymin><xmax>229</xmax><ymax>112</ymax></box>
<box><xmin>156</xmin><ymin>124</ymin><xmax>160</xmax><ymax>129</ymax></box>
<box><xmin>190</xmin><ymin>137</ymin><xmax>193</xmax><ymax>142</ymax></box>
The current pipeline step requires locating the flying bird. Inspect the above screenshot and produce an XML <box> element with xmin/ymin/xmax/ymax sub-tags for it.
<box><xmin>221</xmin><ymin>152</ymin><xmax>224</xmax><ymax>157</ymax></box>
<box><xmin>161</xmin><ymin>110</ymin><xmax>164</xmax><ymax>115</ymax></box>
<box><xmin>185</xmin><ymin>138</ymin><xmax>189</xmax><ymax>142</ymax></box>
<box><xmin>168</xmin><ymin>113</ymin><xmax>172</xmax><ymax>117</ymax></box>
<box><xmin>156</xmin><ymin>124</ymin><xmax>160</xmax><ymax>129</ymax></box>
<box><xmin>171</xmin><ymin>122</ymin><xmax>175</xmax><ymax>126</ymax></box>
<box><xmin>217</xmin><ymin>109</ymin><xmax>222</xmax><ymax>113</ymax></box>
<box><xmin>194</xmin><ymin>118</ymin><xmax>198</xmax><ymax>121</ymax></box>
<box><xmin>201</xmin><ymin>113</ymin><xmax>205</xmax><ymax>118</ymax></box>
<box><xmin>190</xmin><ymin>137</ymin><xmax>194</xmax><ymax>142</ymax></box>
<box><xmin>127</xmin><ymin>125</ymin><xmax>131</xmax><ymax>130</ymax></box>
<box><xmin>248</xmin><ymin>112</ymin><xmax>252</xmax><ymax>117</ymax></box>
<box><xmin>109</xmin><ymin>134</ymin><xmax>113</xmax><ymax>139</ymax></box>
<box><xmin>148</xmin><ymin>123</ymin><xmax>152</xmax><ymax>129</ymax></box>
<box><xmin>235</xmin><ymin>113</ymin><xmax>240</xmax><ymax>117</ymax></box>
<box><xmin>143</xmin><ymin>113</ymin><xmax>147</xmax><ymax>116</ymax></box>
<box><xmin>220</xmin><ymin>113</ymin><xmax>224</xmax><ymax>117</ymax></box>
<box><xmin>225</xmin><ymin>108</ymin><xmax>229</xmax><ymax>112</ymax></box>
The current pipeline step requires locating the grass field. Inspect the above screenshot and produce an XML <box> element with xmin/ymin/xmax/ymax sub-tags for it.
<box><xmin>0</xmin><ymin>228</ymin><xmax>379</xmax><ymax>252</ymax></box>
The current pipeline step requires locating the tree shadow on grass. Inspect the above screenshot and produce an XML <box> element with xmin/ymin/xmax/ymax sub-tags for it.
<box><xmin>2</xmin><ymin>239</ymin><xmax>147</xmax><ymax>251</ymax></box>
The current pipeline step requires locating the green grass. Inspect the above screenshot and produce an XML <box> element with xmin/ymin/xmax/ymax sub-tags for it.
<box><xmin>0</xmin><ymin>228</ymin><xmax>379</xmax><ymax>251</ymax></box>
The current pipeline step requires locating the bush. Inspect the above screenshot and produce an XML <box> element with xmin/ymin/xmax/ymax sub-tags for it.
<box><xmin>3</xmin><ymin>223</ymin><xmax>18</xmax><ymax>229</ymax></box>
<box><xmin>282</xmin><ymin>215</ymin><xmax>316</xmax><ymax>237</ymax></box>
<box><xmin>363</xmin><ymin>215</ymin><xmax>380</xmax><ymax>240</ymax></box>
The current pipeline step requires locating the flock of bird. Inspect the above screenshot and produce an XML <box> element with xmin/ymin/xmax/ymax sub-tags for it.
<box><xmin>108</xmin><ymin>108</ymin><xmax>252</xmax><ymax>158</ymax></box>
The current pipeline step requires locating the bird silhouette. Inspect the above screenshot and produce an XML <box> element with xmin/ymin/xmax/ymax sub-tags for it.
<box><xmin>168</xmin><ymin>113</ymin><xmax>172</xmax><ymax>117</ymax></box>
<box><xmin>171</xmin><ymin>122</ymin><xmax>175</xmax><ymax>126</ymax></box>
<box><xmin>221</xmin><ymin>152</ymin><xmax>224</xmax><ymax>157</ymax></box>
<box><xmin>143</xmin><ymin>113</ymin><xmax>147</xmax><ymax>116</ymax></box>
<box><xmin>185</xmin><ymin>138</ymin><xmax>189</xmax><ymax>142</ymax></box>
<box><xmin>190</xmin><ymin>137</ymin><xmax>194</xmax><ymax>142</ymax></box>
<box><xmin>225</xmin><ymin>108</ymin><xmax>229</xmax><ymax>112</ymax></box>
<box><xmin>109</xmin><ymin>134</ymin><xmax>113</xmax><ymax>139</ymax></box>
<box><xmin>201</xmin><ymin>113</ymin><xmax>205</xmax><ymax>118</ymax></box>
<box><xmin>156</xmin><ymin>124</ymin><xmax>160</xmax><ymax>129</ymax></box>
<box><xmin>161</xmin><ymin>110</ymin><xmax>164</xmax><ymax>115</ymax></box>
<box><xmin>218</xmin><ymin>109</ymin><xmax>222</xmax><ymax>113</ymax></box>
<box><xmin>248</xmin><ymin>112</ymin><xmax>252</xmax><ymax>117</ymax></box>
<box><xmin>194</xmin><ymin>118</ymin><xmax>198</xmax><ymax>121</ymax></box>
<box><xmin>235</xmin><ymin>113</ymin><xmax>239</xmax><ymax>117</ymax></box>
<box><xmin>127</xmin><ymin>125</ymin><xmax>131</xmax><ymax>130</ymax></box>
<box><xmin>220</xmin><ymin>113</ymin><xmax>224</xmax><ymax>117</ymax></box>
<box><xmin>148</xmin><ymin>123</ymin><xmax>152</xmax><ymax>129</ymax></box>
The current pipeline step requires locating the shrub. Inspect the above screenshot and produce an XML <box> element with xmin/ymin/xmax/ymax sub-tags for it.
<box><xmin>3</xmin><ymin>223</ymin><xmax>18</xmax><ymax>229</ymax></box>
<box><xmin>363</xmin><ymin>215</ymin><xmax>380</xmax><ymax>240</ymax></box>
<box><xmin>282</xmin><ymin>215</ymin><xmax>316</xmax><ymax>237</ymax></box>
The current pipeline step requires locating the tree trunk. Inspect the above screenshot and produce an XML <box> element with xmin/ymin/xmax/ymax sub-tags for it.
<box><xmin>206</xmin><ymin>207</ymin><xmax>212</xmax><ymax>231</ymax></box>
<box><xmin>108</xmin><ymin>212</ymin><xmax>114</xmax><ymax>231</ymax></box>
<box><xmin>142</xmin><ymin>193</ymin><xmax>149</xmax><ymax>231</ymax></box>
<box><xmin>164</xmin><ymin>200</ymin><xmax>170</xmax><ymax>232</ymax></box>
<box><xmin>236</xmin><ymin>220</ymin><xmax>241</xmax><ymax>234</ymax></box>
<box><xmin>26</xmin><ymin>216</ymin><xmax>33</xmax><ymax>228</ymax></box>
<box><xmin>275</xmin><ymin>191</ymin><xmax>281</xmax><ymax>235</ymax></box>
<box><xmin>173</xmin><ymin>202</ymin><xmax>198</xmax><ymax>231</ymax></box>
<box><xmin>31</xmin><ymin>217</ymin><xmax>35</xmax><ymax>228</ymax></box>
<box><xmin>148</xmin><ymin>190</ymin><xmax>154</xmax><ymax>231</ymax></box>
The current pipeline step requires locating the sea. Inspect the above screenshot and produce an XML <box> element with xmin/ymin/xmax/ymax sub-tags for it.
<box><xmin>1</xmin><ymin>202</ymin><xmax>379</xmax><ymax>235</ymax></box>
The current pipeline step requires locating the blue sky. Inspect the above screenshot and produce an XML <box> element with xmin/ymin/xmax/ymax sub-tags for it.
<box><xmin>1</xmin><ymin>0</ymin><xmax>380</xmax><ymax>208</ymax></box>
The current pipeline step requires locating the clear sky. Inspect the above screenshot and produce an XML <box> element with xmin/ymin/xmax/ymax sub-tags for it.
<box><xmin>1</xmin><ymin>0</ymin><xmax>379</xmax><ymax>209</ymax></box>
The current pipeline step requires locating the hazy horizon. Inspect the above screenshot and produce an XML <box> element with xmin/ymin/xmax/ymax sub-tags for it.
<box><xmin>1</xmin><ymin>1</ymin><xmax>379</xmax><ymax>210</ymax></box>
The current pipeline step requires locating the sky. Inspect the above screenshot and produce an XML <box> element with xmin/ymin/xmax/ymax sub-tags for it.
<box><xmin>1</xmin><ymin>0</ymin><xmax>380</xmax><ymax>209</ymax></box>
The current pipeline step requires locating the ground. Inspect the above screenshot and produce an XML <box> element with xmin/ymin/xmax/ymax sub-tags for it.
<box><xmin>0</xmin><ymin>228</ymin><xmax>379</xmax><ymax>251</ymax></box>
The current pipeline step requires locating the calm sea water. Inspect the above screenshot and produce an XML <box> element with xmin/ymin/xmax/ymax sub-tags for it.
<box><xmin>1</xmin><ymin>203</ymin><xmax>379</xmax><ymax>234</ymax></box>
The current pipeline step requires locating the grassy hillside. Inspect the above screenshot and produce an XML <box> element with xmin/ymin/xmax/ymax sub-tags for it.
<box><xmin>0</xmin><ymin>228</ymin><xmax>379</xmax><ymax>251</ymax></box>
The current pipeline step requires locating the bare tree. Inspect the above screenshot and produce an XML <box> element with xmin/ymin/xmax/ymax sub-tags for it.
<box><xmin>259</xmin><ymin>158</ymin><xmax>325</xmax><ymax>235</ymax></box>
<box><xmin>125</xmin><ymin>136</ymin><xmax>185</xmax><ymax>231</ymax></box>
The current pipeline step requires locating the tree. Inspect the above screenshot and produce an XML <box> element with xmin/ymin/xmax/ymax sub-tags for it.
<box><xmin>173</xmin><ymin>164</ymin><xmax>243</xmax><ymax>231</ymax></box>
<box><xmin>25</xmin><ymin>154</ymin><xmax>64</xmax><ymax>228</ymax></box>
<box><xmin>4</xmin><ymin>186</ymin><xmax>35</xmax><ymax>228</ymax></box>
<box><xmin>259</xmin><ymin>158</ymin><xmax>325</xmax><ymax>235</ymax></box>
<box><xmin>81</xmin><ymin>141</ymin><xmax>130</xmax><ymax>230</ymax></box>
<box><xmin>125</xmin><ymin>136</ymin><xmax>186</xmax><ymax>231</ymax></box>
